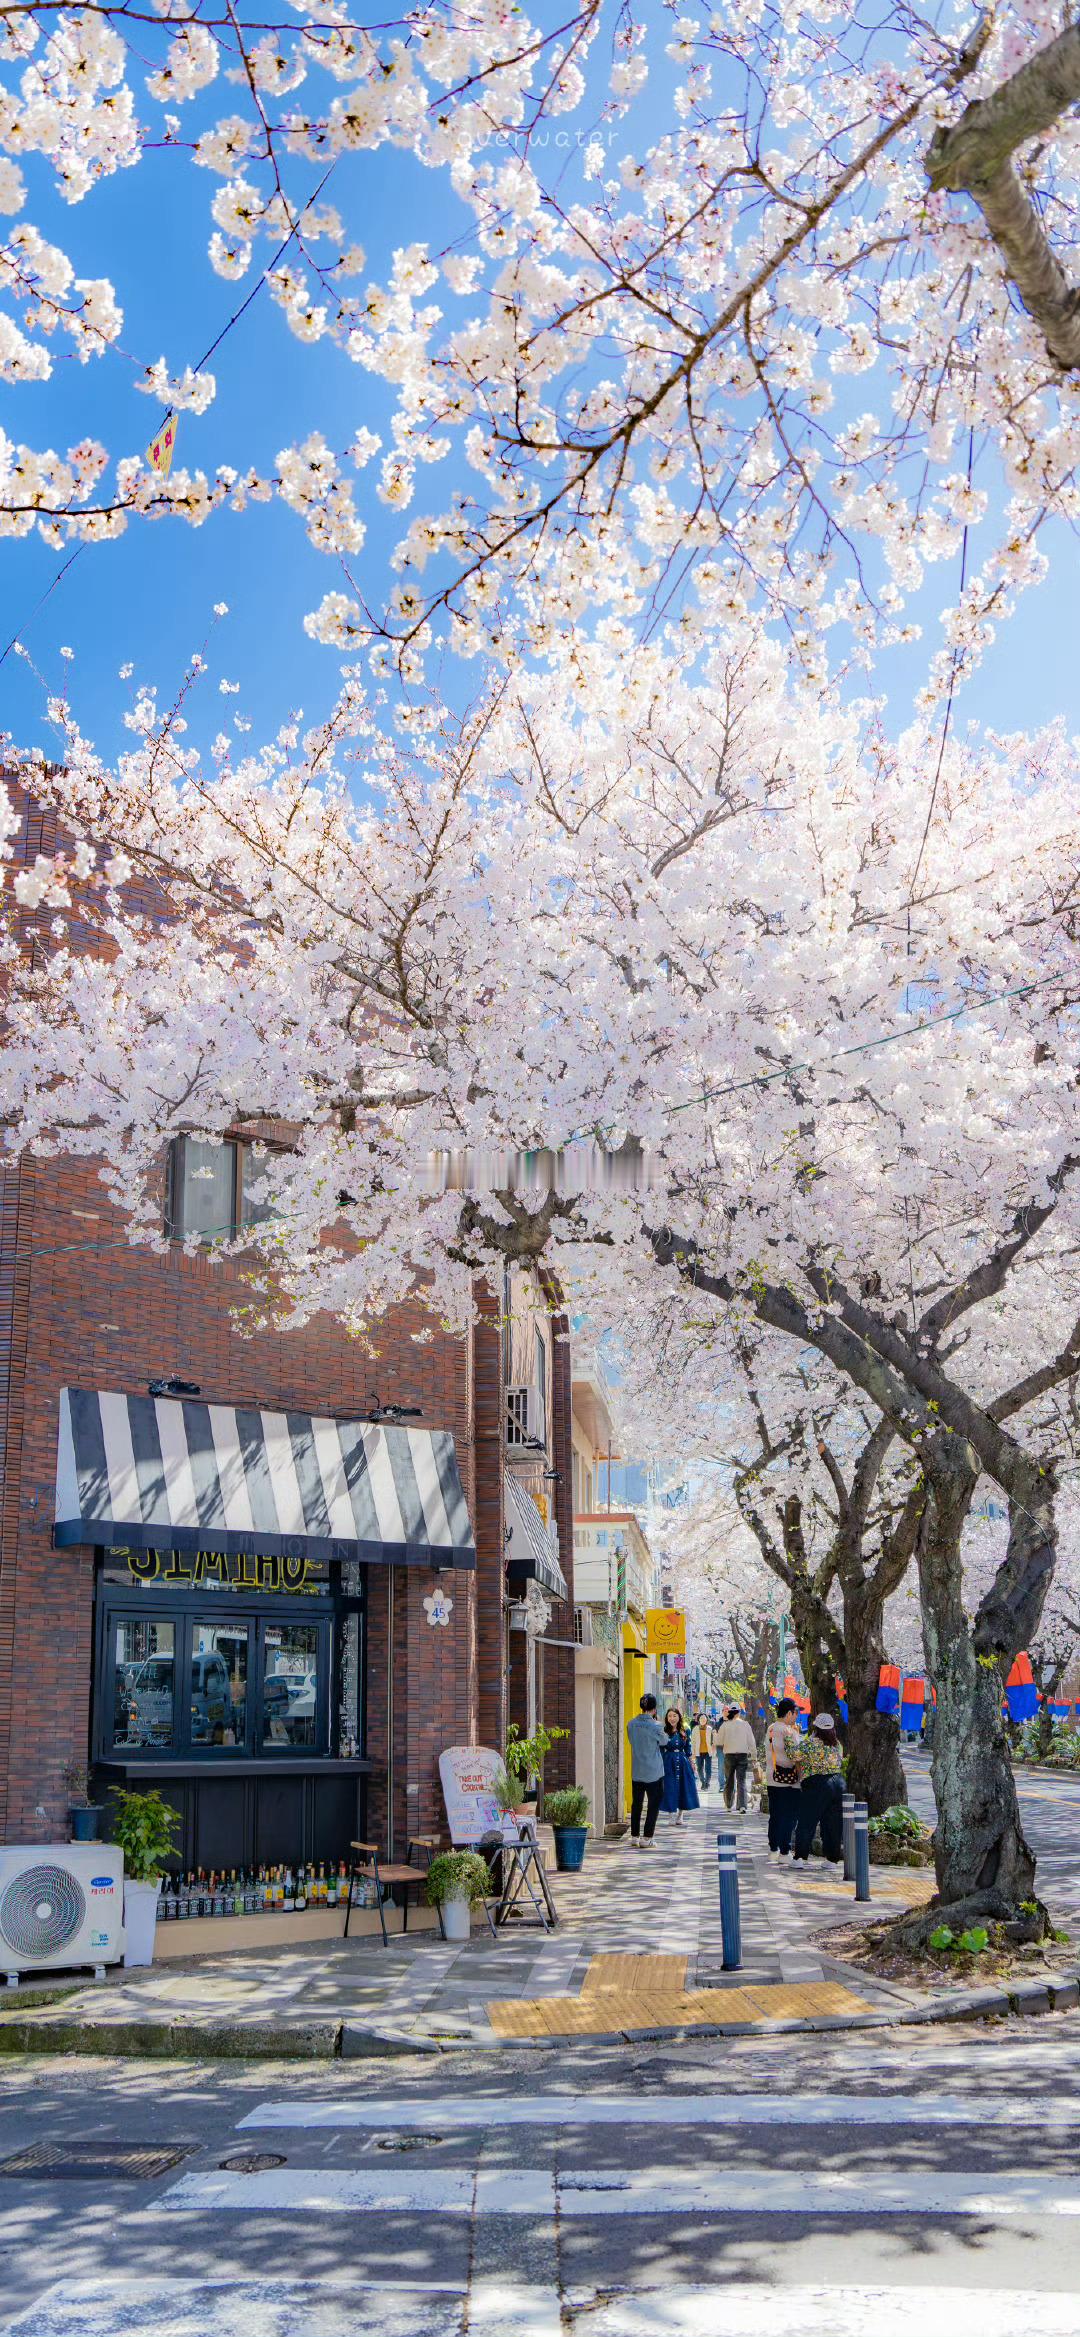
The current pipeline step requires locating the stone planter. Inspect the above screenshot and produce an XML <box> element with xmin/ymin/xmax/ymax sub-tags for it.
<box><xmin>441</xmin><ymin>1894</ymin><xmax>471</xmax><ymax>1942</ymax></box>
<box><xmin>123</xmin><ymin>1878</ymin><xmax>162</xmax><ymax>1967</ymax></box>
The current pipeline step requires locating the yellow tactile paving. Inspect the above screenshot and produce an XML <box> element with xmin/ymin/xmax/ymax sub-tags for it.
<box><xmin>486</xmin><ymin>1980</ymin><xmax>867</xmax><ymax>2039</ymax></box>
<box><xmin>582</xmin><ymin>1954</ymin><xmax>688</xmax><ymax>1994</ymax></box>
<box><xmin>790</xmin><ymin>1870</ymin><xmax>938</xmax><ymax>1907</ymax></box>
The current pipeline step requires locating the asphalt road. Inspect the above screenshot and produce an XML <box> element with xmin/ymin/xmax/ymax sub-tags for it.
<box><xmin>0</xmin><ymin>1754</ymin><xmax>1078</xmax><ymax>2337</ymax></box>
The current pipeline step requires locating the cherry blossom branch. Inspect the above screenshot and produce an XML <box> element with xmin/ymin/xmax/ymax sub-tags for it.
<box><xmin>927</xmin><ymin>20</ymin><xmax>1080</xmax><ymax>370</ymax></box>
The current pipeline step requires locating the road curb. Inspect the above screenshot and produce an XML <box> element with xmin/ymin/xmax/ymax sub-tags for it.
<box><xmin>0</xmin><ymin>2015</ymin><xmax>344</xmax><ymax>2060</ymax></box>
<box><xmin>0</xmin><ymin>1968</ymin><xmax>1075</xmax><ymax>2063</ymax></box>
<box><xmin>492</xmin><ymin>1969</ymin><xmax>1080</xmax><ymax>2050</ymax></box>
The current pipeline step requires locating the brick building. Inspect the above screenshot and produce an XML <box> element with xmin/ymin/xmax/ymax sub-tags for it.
<box><xmin>0</xmin><ymin>783</ymin><xmax>575</xmax><ymax>1871</ymax></box>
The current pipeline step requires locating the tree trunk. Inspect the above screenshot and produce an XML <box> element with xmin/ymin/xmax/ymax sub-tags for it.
<box><xmin>844</xmin><ymin>1705</ymin><xmax>907</xmax><ymax>1816</ymax></box>
<box><xmin>788</xmin><ymin>1583</ymin><xmax>836</xmax><ymax>1719</ymax></box>
<box><xmin>916</xmin><ymin>1457</ymin><xmax>1037</xmax><ymax>1921</ymax></box>
<box><xmin>842</xmin><ymin>1590</ymin><xmax>907</xmax><ymax>1815</ymax></box>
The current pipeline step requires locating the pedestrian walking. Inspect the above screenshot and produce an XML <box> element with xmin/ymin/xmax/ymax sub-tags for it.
<box><xmin>792</xmin><ymin>1713</ymin><xmax>845</xmax><ymax>1862</ymax></box>
<box><xmin>660</xmin><ymin>1706</ymin><xmax>700</xmax><ymax>1826</ymax></box>
<box><xmin>717</xmin><ymin>1705</ymin><xmax>758</xmax><ymax>1812</ymax></box>
<box><xmin>763</xmin><ymin>1696</ymin><xmax>802</xmax><ymax>1857</ymax></box>
<box><xmin>626</xmin><ymin>1692</ymin><xmax>668</xmax><ymax>1848</ymax></box>
<box><xmin>691</xmin><ymin>1709</ymin><xmax>715</xmax><ymax>1792</ymax></box>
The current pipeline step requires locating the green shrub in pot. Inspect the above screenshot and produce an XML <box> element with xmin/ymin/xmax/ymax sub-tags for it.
<box><xmin>109</xmin><ymin>1788</ymin><xmax>182</xmax><ymax>1884</ymax></box>
<box><xmin>544</xmin><ymin>1785</ymin><xmax>590</xmax><ymax>1872</ymax></box>
<box><xmin>425</xmin><ymin>1849</ymin><xmax>493</xmax><ymax>1940</ymax></box>
<box><xmin>109</xmin><ymin>1789</ymin><xmax>182</xmax><ymax>1969</ymax></box>
<box><xmin>424</xmin><ymin>1851</ymin><xmax>493</xmax><ymax>1908</ymax></box>
<box><xmin>543</xmin><ymin>1787</ymin><xmax>589</xmax><ymax>1829</ymax></box>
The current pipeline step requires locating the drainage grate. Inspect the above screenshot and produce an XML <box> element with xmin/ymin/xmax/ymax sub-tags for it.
<box><xmin>0</xmin><ymin>2143</ymin><xmax>193</xmax><ymax>2181</ymax></box>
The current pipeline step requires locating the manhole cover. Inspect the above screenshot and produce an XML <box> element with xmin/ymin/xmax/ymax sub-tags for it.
<box><xmin>0</xmin><ymin>2143</ymin><xmax>192</xmax><ymax>2181</ymax></box>
<box><xmin>219</xmin><ymin>2151</ymin><xmax>287</xmax><ymax>2173</ymax></box>
<box><xmin>373</xmin><ymin>2132</ymin><xmax>446</xmax><ymax>2152</ymax></box>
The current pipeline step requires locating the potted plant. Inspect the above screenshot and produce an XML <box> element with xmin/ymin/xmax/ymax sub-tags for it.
<box><xmin>543</xmin><ymin>1786</ymin><xmax>590</xmax><ymax>1872</ymax></box>
<box><xmin>63</xmin><ymin>1762</ymin><xmax>103</xmax><ymax>1843</ymax></box>
<box><xmin>425</xmin><ymin>1849</ymin><xmax>493</xmax><ymax>1942</ymax></box>
<box><xmin>501</xmin><ymin>1721</ymin><xmax>569</xmax><ymax>1817</ymax></box>
<box><xmin>109</xmin><ymin>1789</ymin><xmax>182</xmax><ymax>1967</ymax></box>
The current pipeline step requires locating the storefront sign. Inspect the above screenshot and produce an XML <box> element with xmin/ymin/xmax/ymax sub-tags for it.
<box><xmin>439</xmin><ymin>1745</ymin><xmax>520</xmax><ymax>1844</ymax></box>
<box><xmin>119</xmin><ymin>1547</ymin><xmax>321</xmax><ymax>1595</ymax></box>
<box><xmin>646</xmin><ymin>1607</ymin><xmax>686</xmax><ymax>1656</ymax></box>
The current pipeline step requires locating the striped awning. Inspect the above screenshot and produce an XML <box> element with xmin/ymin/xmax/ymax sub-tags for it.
<box><xmin>505</xmin><ymin>1471</ymin><xmax>568</xmax><ymax>1601</ymax></box>
<box><xmin>55</xmin><ymin>1388</ymin><xmax>475</xmax><ymax>1569</ymax></box>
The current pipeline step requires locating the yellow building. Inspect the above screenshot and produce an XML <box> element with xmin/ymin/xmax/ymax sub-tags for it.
<box><xmin>571</xmin><ymin>1352</ymin><xmax>659</xmax><ymax>1823</ymax></box>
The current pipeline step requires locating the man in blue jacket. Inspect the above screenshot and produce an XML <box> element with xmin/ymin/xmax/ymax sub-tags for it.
<box><xmin>626</xmin><ymin>1692</ymin><xmax>667</xmax><ymax>1847</ymax></box>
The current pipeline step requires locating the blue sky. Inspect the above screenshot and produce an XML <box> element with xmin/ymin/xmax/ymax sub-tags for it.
<box><xmin>3</xmin><ymin>25</ymin><xmax>1079</xmax><ymax>767</ymax></box>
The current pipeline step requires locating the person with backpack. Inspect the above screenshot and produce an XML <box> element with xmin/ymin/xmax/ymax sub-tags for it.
<box><xmin>792</xmin><ymin>1713</ymin><xmax>845</xmax><ymax>1861</ymax></box>
<box><xmin>763</xmin><ymin>1696</ymin><xmax>802</xmax><ymax>1857</ymax></box>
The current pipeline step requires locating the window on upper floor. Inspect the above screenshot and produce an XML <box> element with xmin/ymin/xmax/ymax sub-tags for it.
<box><xmin>166</xmin><ymin>1136</ymin><xmax>276</xmax><ymax>1244</ymax></box>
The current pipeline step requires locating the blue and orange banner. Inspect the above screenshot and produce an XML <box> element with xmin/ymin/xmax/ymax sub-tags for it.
<box><xmin>1005</xmin><ymin>1652</ymin><xmax>1038</xmax><ymax>1723</ymax></box>
<box><xmin>876</xmin><ymin>1662</ymin><xmax>901</xmax><ymax>1715</ymax></box>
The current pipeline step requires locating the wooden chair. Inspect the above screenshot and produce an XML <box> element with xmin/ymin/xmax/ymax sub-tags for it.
<box><xmin>343</xmin><ymin>1837</ymin><xmax>438</xmax><ymax>1947</ymax></box>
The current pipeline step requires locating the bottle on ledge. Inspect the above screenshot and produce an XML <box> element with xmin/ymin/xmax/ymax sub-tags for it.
<box><xmin>295</xmin><ymin>1864</ymin><xmax>308</xmax><ymax>1912</ymax></box>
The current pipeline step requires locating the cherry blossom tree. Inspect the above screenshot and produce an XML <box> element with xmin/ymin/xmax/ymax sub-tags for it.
<box><xmin>3</xmin><ymin>620</ymin><xmax>1080</xmax><ymax>1927</ymax></box>
<box><xmin>6</xmin><ymin>2</ymin><xmax>1080</xmax><ymax>690</ymax></box>
<box><xmin>608</xmin><ymin>1311</ymin><xmax>918</xmax><ymax>1809</ymax></box>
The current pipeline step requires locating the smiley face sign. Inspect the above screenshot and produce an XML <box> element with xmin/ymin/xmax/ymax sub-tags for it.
<box><xmin>645</xmin><ymin>1607</ymin><xmax>686</xmax><ymax>1656</ymax></box>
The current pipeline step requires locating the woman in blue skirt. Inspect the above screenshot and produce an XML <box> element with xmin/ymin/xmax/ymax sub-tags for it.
<box><xmin>661</xmin><ymin>1706</ymin><xmax>700</xmax><ymax>1827</ymax></box>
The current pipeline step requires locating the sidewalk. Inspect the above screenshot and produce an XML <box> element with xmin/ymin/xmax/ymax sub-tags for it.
<box><xmin>0</xmin><ymin>1787</ymin><xmax>1075</xmax><ymax>2057</ymax></box>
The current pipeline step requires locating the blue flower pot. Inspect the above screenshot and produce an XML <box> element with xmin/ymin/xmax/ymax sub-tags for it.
<box><xmin>70</xmin><ymin>1805</ymin><xmax>102</xmax><ymax>1842</ymax></box>
<box><xmin>552</xmin><ymin>1825</ymin><xmax>588</xmax><ymax>1873</ymax></box>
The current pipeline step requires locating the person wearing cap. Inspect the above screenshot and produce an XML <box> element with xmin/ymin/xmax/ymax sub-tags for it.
<box><xmin>792</xmin><ymin>1712</ymin><xmax>844</xmax><ymax>1862</ymax></box>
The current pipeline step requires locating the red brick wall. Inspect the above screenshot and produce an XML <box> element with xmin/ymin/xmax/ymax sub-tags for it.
<box><xmin>0</xmin><ymin>1147</ymin><xmax>479</xmax><ymax>1843</ymax></box>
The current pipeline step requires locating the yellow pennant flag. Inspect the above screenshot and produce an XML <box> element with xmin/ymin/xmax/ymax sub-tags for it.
<box><xmin>147</xmin><ymin>414</ymin><xmax>178</xmax><ymax>477</ymax></box>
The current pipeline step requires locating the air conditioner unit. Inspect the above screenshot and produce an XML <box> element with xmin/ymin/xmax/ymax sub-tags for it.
<box><xmin>507</xmin><ymin>1386</ymin><xmax>546</xmax><ymax>1447</ymax></box>
<box><xmin>0</xmin><ymin>1845</ymin><xmax>125</xmax><ymax>1981</ymax></box>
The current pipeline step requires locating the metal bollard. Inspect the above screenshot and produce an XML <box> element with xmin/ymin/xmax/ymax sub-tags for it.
<box><xmin>842</xmin><ymin>1793</ymin><xmax>856</xmax><ymax>1881</ymax></box>
<box><xmin>717</xmin><ymin>1830</ymin><xmax>742</xmax><ymax>1969</ymax></box>
<box><xmin>854</xmin><ymin>1799</ymin><xmax>871</xmax><ymax>1901</ymax></box>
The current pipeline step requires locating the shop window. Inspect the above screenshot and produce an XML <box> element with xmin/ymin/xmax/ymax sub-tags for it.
<box><xmin>262</xmin><ymin>1621</ymin><xmax>319</xmax><ymax>1749</ymax></box>
<box><xmin>190</xmin><ymin>1621</ymin><xmax>248</xmax><ymax>1748</ymax></box>
<box><xmin>96</xmin><ymin>1575</ymin><xmax>341</xmax><ymax>1764</ymax></box>
<box><xmin>167</xmin><ymin>1136</ymin><xmax>275</xmax><ymax>1244</ymax></box>
<box><xmin>112</xmin><ymin>1619</ymin><xmax>177</xmax><ymax>1750</ymax></box>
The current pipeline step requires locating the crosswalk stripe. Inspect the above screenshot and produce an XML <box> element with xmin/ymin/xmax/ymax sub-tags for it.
<box><xmin>238</xmin><ymin>2091</ymin><xmax>1080</xmax><ymax>2133</ymax></box>
<box><xmin>0</xmin><ymin>2280</ymin><xmax>468</xmax><ymax>2336</ymax></box>
<box><xmin>162</xmin><ymin>2168</ymin><xmax>554</xmax><ymax>2215</ymax></box>
<box><xmin>163</xmin><ymin>2165</ymin><xmax>1080</xmax><ymax>2218</ymax></box>
<box><xmin>570</xmin><ymin>2289</ymin><xmax>1080</xmax><ymax>2335</ymax></box>
<box><xmin>556</xmin><ymin>2169</ymin><xmax>1080</xmax><ymax>2215</ymax></box>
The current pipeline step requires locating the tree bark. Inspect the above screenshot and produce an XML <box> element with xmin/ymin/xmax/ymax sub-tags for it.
<box><xmin>842</xmin><ymin>1590</ymin><xmax>907</xmax><ymax>1815</ymax></box>
<box><xmin>926</xmin><ymin>21</ymin><xmax>1080</xmax><ymax>371</ymax></box>
<box><xmin>917</xmin><ymin>1458</ymin><xmax>1038</xmax><ymax>1918</ymax></box>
